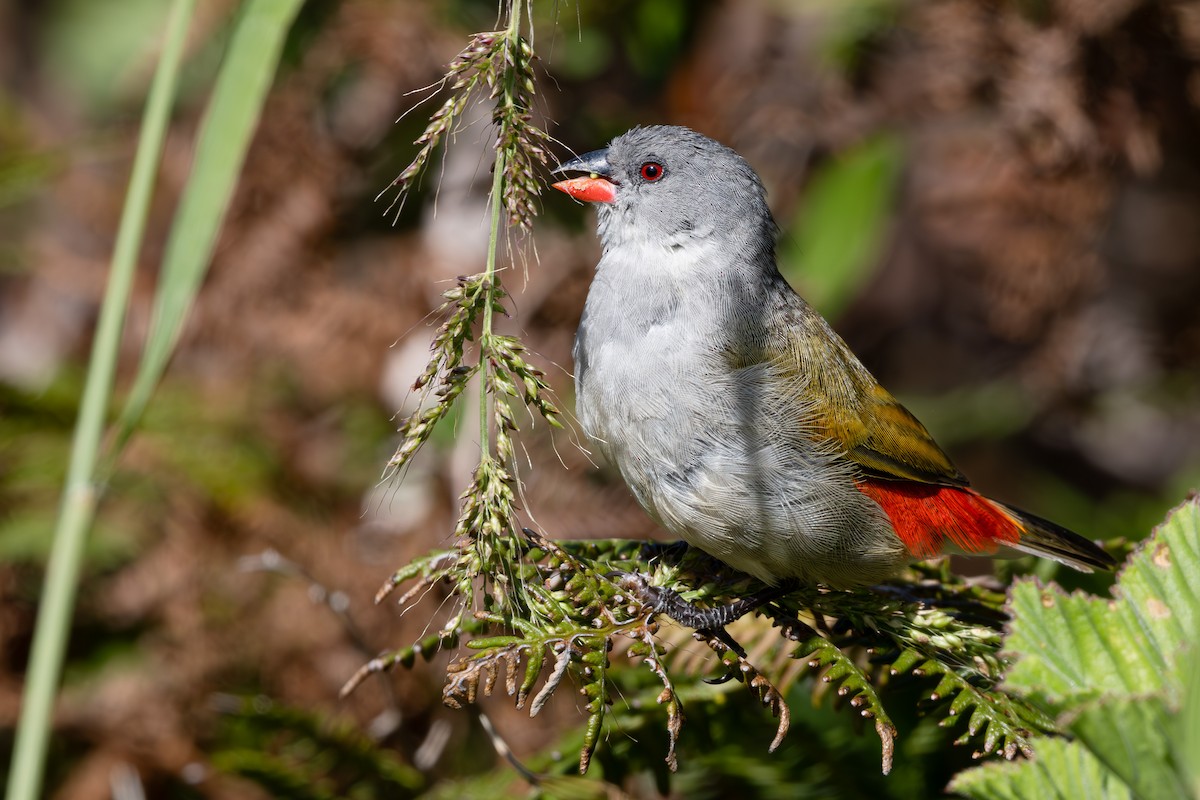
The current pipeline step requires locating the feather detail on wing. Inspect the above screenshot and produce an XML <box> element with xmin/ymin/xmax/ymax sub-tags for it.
<box><xmin>776</xmin><ymin>295</ymin><xmax>966</xmax><ymax>487</ymax></box>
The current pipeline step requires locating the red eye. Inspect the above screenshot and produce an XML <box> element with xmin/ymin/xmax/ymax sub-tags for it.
<box><xmin>640</xmin><ymin>162</ymin><xmax>664</xmax><ymax>182</ymax></box>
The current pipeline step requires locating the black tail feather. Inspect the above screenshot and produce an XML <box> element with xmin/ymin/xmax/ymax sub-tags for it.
<box><xmin>998</xmin><ymin>502</ymin><xmax>1117</xmax><ymax>572</ymax></box>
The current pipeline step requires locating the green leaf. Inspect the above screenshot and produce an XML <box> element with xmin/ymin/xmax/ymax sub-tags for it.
<box><xmin>213</xmin><ymin>697</ymin><xmax>423</xmax><ymax>797</ymax></box>
<box><xmin>954</xmin><ymin>498</ymin><xmax>1200</xmax><ymax>799</ymax></box>
<box><xmin>948</xmin><ymin>736</ymin><xmax>1133</xmax><ymax>800</ymax></box>
<box><xmin>1116</xmin><ymin>500</ymin><xmax>1200</xmax><ymax>661</ymax></box>
<box><xmin>1066</xmin><ymin>697</ymin><xmax>1188</xmax><ymax>800</ymax></box>
<box><xmin>778</xmin><ymin>135</ymin><xmax>903</xmax><ymax>318</ymax></box>
<box><xmin>1003</xmin><ymin>498</ymin><xmax>1200</xmax><ymax>711</ymax></box>
<box><xmin>1003</xmin><ymin>582</ymin><xmax>1173</xmax><ymax>708</ymax></box>
<box><xmin>213</xmin><ymin>750</ymin><xmax>338</xmax><ymax>800</ymax></box>
<box><xmin>1176</xmin><ymin>628</ymin><xmax>1200</xmax><ymax>797</ymax></box>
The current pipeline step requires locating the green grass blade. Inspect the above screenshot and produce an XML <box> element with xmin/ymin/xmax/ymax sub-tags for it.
<box><xmin>111</xmin><ymin>0</ymin><xmax>306</xmax><ymax>458</ymax></box>
<box><xmin>4</xmin><ymin>3</ymin><xmax>195</xmax><ymax>799</ymax></box>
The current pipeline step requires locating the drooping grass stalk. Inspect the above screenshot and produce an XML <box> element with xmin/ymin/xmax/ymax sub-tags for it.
<box><xmin>4</xmin><ymin>4</ymin><xmax>195</xmax><ymax>798</ymax></box>
<box><xmin>380</xmin><ymin>0</ymin><xmax>555</xmax><ymax>614</ymax></box>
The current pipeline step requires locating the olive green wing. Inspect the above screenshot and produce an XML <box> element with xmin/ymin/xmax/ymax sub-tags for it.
<box><xmin>833</xmin><ymin>379</ymin><xmax>968</xmax><ymax>486</ymax></box>
<box><xmin>778</xmin><ymin>297</ymin><xmax>968</xmax><ymax>487</ymax></box>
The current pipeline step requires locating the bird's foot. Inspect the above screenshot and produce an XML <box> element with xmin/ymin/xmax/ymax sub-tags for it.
<box><xmin>611</xmin><ymin>572</ymin><xmax>796</xmax><ymax>631</ymax></box>
<box><xmin>611</xmin><ymin>572</ymin><xmax>797</xmax><ymax>683</ymax></box>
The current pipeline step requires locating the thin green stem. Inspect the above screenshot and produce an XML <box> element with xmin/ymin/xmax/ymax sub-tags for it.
<box><xmin>480</xmin><ymin>150</ymin><xmax>505</xmax><ymax>447</ymax></box>
<box><xmin>4</xmin><ymin>3</ymin><xmax>195</xmax><ymax>798</ymax></box>
<box><xmin>478</xmin><ymin>0</ymin><xmax>524</xmax><ymax>451</ymax></box>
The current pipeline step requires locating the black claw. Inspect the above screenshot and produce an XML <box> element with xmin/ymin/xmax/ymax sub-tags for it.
<box><xmin>704</xmin><ymin>671</ymin><xmax>738</xmax><ymax>685</ymax></box>
<box><xmin>704</xmin><ymin>626</ymin><xmax>749</xmax><ymax>659</ymax></box>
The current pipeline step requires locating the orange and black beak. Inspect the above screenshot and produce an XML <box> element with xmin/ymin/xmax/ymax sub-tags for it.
<box><xmin>552</xmin><ymin>148</ymin><xmax>617</xmax><ymax>203</ymax></box>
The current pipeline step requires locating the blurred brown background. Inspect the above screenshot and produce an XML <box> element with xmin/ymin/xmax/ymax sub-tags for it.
<box><xmin>1</xmin><ymin>0</ymin><xmax>1199</xmax><ymax>797</ymax></box>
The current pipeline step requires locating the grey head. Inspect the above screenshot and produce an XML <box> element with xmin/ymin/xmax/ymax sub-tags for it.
<box><xmin>553</xmin><ymin>125</ymin><xmax>777</xmax><ymax>254</ymax></box>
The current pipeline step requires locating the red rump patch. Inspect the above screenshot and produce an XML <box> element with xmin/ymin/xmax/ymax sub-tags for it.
<box><xmin>855</xmin><ymin>479</ymin><xmax>1023</xmax><ymax>558</ymax></box>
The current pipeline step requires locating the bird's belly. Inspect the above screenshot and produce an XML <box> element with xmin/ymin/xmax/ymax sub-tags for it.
<box><xmin>575</xmin><ymin>338</ymin><xmax>905</xmax><ymax>586</ymax></box>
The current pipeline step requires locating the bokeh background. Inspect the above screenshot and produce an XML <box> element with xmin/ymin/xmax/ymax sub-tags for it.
<box><xmin>2</xmin><ymin>0</ymin><xmax>1199</xmax><ymax>797</ymax></box>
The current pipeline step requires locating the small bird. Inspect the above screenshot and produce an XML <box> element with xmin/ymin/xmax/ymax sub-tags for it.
<box><xmin>551</xmin><ymin>125</ymin><xmax>1113</xmax><ymax>596</ymax></box>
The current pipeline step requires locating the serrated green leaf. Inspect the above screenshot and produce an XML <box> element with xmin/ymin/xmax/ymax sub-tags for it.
<box><xmin>957</xmin><ymin>498</ymin><xmax>1200</xmax><ymax>799</ymax></box>
<box><xmin>1066</xmin><ymin>696</ymin><xmax>1187</xmax><ymax>800</ymax></box>
<box><xmin>1004</xmin><ymin>498</ymin><xmax>1200</xmax><ymax>711</ymax></box>
<box><xmin>1176</xmin><ymin>635</ymin><xmax>1200</xmax><ymax>798</ymax></box>
<box><xmin>949</xmin><ymin>736</ymin><xmax>1133</xmax><ymax>800</ymax></box>
<box><xmin>1117</xmin><ymin>499</ymin><xmax>1200</xmax><ymax>660</ymax></box>
<box><xmin>1004</xmin><ymin>582</ymin><xmax>1170</xmax><ymax>707</ymax></box>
